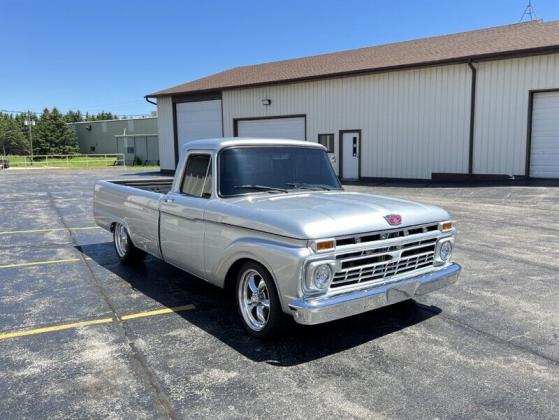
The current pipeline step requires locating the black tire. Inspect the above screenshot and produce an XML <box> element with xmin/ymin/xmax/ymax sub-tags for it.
<box><xmin>112</xmin><ymin>223</ymin><xmax>146</xmax><ymax>264</ymax></box>
<box><xmin>235</xmin><ymin>261</ymin><xmax>284</xmax><ymax>338</ymax></box>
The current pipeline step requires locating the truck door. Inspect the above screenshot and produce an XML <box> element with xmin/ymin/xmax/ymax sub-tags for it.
<box><xmin>159</xmin><ymin>153</ymin><xmax>212</xmax><ymax>278</ymax></box>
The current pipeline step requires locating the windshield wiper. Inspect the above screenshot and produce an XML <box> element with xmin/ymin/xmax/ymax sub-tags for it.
<box><xmin>233</xmin><ymin>184</ymin><xmax>288</xmax><ymax>193</ymax></box>
<box><xmin>286</xmin><ymin>182</ymin><xmax>334</xmax><ymax>191</ymax></box>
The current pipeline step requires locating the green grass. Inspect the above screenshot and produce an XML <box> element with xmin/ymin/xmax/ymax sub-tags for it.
<box><xmin>2</xmin><ymin>155</ymin><xmax>159</xmax><ymax>170</ymax></box>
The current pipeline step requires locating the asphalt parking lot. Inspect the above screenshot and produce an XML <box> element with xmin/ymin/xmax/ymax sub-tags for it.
<box><xmin>0</xmin><ymin>168</ymin><xmax>558</xmax><ymax>419</ymax></box>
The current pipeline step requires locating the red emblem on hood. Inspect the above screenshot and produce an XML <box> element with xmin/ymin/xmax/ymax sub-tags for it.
<box><xmin>384</xmin><ymin>214</ymin><xmax>402</xmax><ymax>226</ymax></box>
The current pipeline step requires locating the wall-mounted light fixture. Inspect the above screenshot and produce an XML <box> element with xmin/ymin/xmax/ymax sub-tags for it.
<box><xmin>261</xmin><ymin>99</ymin><xmax>272</xmax><ymax>106</ymax></box>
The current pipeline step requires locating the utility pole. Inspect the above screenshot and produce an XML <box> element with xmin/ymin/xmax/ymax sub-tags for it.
<box><xmin>520</xmin><ymin>1</ymin><xmax>537</xmax><ymax>22</ymax></box>
<box><xmin>24</xmin><ymin>111</ymin><xmax>35</xmax><ymax>165</ymax></box>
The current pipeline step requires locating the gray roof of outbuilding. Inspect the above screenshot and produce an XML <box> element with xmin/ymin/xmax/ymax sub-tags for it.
<box><xmin>148</xmin><ymin>20</ymin><xmax>559</xmax><ymax>97</ymax></box>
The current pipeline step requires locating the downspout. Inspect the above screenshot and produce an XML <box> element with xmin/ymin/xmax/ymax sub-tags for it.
<box><xmin>145</xmin><ymin>95</ymin><xmax>157</xmax><ymax>106</ymax></box>
<box><xmin>467</xmin><ymin>61</ymin><xmax>477</xmax><ymax>176</ymax></box>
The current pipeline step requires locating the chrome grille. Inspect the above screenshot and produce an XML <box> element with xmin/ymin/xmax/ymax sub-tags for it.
<box><xmin>336</xmin><ymin>223</ymin><xmax>439</xmax><ymax>247</ymax></box>
<box><xmin>331</xmin><ymin>234</ymin><xmax>438</xmax><ymax>289</ymax></box>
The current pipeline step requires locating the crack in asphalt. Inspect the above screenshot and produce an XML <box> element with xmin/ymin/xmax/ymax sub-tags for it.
<box><xmin>46</xmin><ymin>191</ymin><xmax>177</xmax><ymax>420</ymax></box>
<box><xmin>456</xmin><ymin>242</ymin><xmax>558</xmax><ymax>272</ymax></box>
<box><xmin>417</xmin><ymin>305</ymin><xmax>559</xmax><ymax>366</ymax></box>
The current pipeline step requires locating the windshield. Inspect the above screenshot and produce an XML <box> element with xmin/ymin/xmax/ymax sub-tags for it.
<box><xmin>219</xmin><ymin>146</ymin><xmax>342</xmax><ymax>196</ymax></box>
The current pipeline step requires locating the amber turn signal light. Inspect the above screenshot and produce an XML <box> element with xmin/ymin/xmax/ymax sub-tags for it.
<box><xmin>315</xmin><ymin>240</ymin><xmax>335</xmax><ymax>252</ymax></box>
<box><xmin>440</xmin><ymin>221</ymin><xmax>454</xmax><ymax>232</ymax></box>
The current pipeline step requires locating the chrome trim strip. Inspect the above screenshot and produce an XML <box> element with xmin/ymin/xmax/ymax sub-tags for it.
<box><xmin>334</xmin><ymin>230</ymin><xmax>444</xmax><ymax>253</ymax></box>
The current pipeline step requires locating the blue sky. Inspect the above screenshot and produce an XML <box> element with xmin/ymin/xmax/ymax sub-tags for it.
<box><xmin>1</xmin><ymin>0</ymin><xmax>558</xmax><ymax>117</ymax></box>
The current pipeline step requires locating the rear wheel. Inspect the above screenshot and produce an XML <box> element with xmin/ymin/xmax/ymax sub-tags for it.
<box><xmin>236</xmin><ymin>262</ymin><xmax>284</xmax><ymax>338</ymax></box>
<box><xmin>113</xmin><ymin>223</ymin><xmax>146</xmax><ymax>264</ymax></box>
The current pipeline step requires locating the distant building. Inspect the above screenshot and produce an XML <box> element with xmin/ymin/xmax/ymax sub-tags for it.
<box><xmin>69</xmin><ymin>117</ymin><xmax>159</xmax><ymax>165</ymax></box>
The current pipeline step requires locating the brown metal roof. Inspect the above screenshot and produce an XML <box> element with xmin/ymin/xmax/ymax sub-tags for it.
<box><xmin>148</xmin><ymin>20</ymin><xmax>559</xmax><ymax>97</ymax></box>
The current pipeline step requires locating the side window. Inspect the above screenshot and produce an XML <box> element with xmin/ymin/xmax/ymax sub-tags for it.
<box><xmin>181</xmin><ymin>154</ymin><xmax>212</xmax><ymax>198</ymax></box>
<box><xmin>318</xmin><ymin>133</ymin><xmax>334</xmax><ymax>153</ymax></box>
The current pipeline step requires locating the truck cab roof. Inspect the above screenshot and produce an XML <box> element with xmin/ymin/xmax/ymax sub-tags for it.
<box><xmin>181</xmin><ymin>138</ymin><xmax>326</xmax><ymax>154</ymax></box>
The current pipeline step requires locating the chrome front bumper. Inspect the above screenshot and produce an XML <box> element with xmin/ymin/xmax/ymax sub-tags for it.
<box><xmin>288</xmin><ymin>263</ymin><xmax>461</xmax><ymax>325</ymax></box>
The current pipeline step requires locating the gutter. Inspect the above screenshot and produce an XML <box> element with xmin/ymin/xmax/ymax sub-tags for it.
<box><xmin>467</xmin><ymin>61</ymin><xmax>477</xmax><ymax>175</ymax></box>
<box><xmin>145</xmin><ymin>96</ymin><xmax>157</xmax><ymax>106</ymax></box>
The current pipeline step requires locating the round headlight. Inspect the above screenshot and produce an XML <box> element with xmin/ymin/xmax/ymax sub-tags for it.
<box><xmin>439</xmin><ymin>241</ymin><xmax>453</xmax><ymax>262</ymax></box>
<box><xmin>313</xmin><ymin>264</ymin><xmax>332</xmax><ymax>289</ymax></box>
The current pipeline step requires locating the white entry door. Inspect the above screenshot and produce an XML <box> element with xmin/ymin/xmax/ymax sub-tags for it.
<box><xmin>342</xmin><ymin>131</ymin><xmax>360</xmax><ymax>180</ymax></box>
<box><xmin>530</xmin><ymin>91</ymin><xmax>559</xmax><ymax>178</ymax></box>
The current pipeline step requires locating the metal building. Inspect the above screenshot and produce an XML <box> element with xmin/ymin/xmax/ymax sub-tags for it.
<box><xmin>146</xmin><ymin>21</ymin><xmax>559</xmax><ymax>179</ymax></box>
<box><xmin>70</xmin><ymin>117</ymin><xmax>159</xmax><ymax>165</ymax></box>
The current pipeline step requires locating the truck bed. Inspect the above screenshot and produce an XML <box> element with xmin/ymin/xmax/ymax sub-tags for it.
<box><xmin>106</xmin><ymin>178</ymin><xmax>174</xmax><ymax>194</ymax></box>
<box><xmin>94</xmin><ymin>177</ymin><xmax>175</xmax><ymax>259</ymax></box>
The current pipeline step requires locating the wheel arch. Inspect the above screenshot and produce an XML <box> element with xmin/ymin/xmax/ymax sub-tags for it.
<box><xmin>223</xmin><ymin>257</ymin><xmax>276</xmax><ymax>297</ymax></box>
<box><xmin>110</xmin><ymin>220</ymin><xmax>139</xmax><ymax>248</ymax></box>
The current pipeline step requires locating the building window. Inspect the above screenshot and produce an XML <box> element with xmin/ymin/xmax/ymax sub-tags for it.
<box><xmin>90</xmin><ymin>146</ymin><xmax>96</xmax><ymax>152</ymax></box>
<box><xmin>181</xmin><ymin>154</ymin><xmax>212</xmax><ymax>198</ymax></box>
<box><xmin>126</xmin><ymin>147</ymin><xmax>135</xmax><ymax>154</ymax></box>
<box><xmin>318</xmin><ymin>134</ymin><xmax>334</xmax><ymax>153</ymax></box>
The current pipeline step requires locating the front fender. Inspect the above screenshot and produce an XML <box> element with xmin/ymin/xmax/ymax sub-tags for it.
<box><xmin>211</xmin><ymin>237</ymin><xmax>311</xmax><ymax>313</ymax></box>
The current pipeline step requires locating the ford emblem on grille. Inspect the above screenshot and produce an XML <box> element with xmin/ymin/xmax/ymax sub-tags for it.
<box><xmin>384</xmin><ymin>214</ymin><xmax>402</xmax><ymax>226</ymax></box>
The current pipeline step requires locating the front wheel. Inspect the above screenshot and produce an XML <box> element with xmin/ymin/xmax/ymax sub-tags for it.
<box><xmin>236</xmin><ymin>262</ymin><xmax>284</xmax><ymax>338</ymax></box>
<box><xmin>113</xmin><ymin>222</ymin><xmax>146</xmax><ymax>264</ymax></box>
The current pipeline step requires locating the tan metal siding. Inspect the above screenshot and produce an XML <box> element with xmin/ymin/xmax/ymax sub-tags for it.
<box><xmin>157</xmin><ymin>97</ymin><xmax>175</xmax><ymax>171</ymax></box>
<box><xmin>473</xmin><ymin>53</ymin><xmax>559</xmax><ymax>175</ymax></box>
<box><xmin>223</xmin><ymin>64</ymin><xmax>471</xmax><ymax>179</ymax></box>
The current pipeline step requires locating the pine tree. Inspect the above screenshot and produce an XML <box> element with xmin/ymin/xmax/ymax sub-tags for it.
<box><xmin>64</xmin><ymin>110</ymin><xmax>83</xmax><ymax>123</ymax></box>
<box><xmin>13</xmin><ymin>112</ymin><xmax>33</xmax><ymax>147</ymax></box>
<box><xmin>34</xmin><ymin>108</ymin><xmax>79</xmax><ymax>154</ymax></box>
<box><xmin>0</xmin><ymin>113</ymin><xmax>30</xmax><ymax>155</ymax></box>
<box><xmin>92</xmin><ymin>111</ymin><xmax>116</xmax><ymax>121</ymax></box>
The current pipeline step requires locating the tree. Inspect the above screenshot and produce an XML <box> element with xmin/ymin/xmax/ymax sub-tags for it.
<box><xmin>64</xmin><ymin>110</ymin><xmax>83</xmax><ymax>123</ymax></box>
<box><xmin>0</xmin><ymin>113</ymin><xmax>29</xmax><ymax>155</ymax></box>
<box><xmin>64</xmin><ymin>110</ymin><xmax>118</xmax><ymax>122</ymax></box>
<box><xmin>13</xmin><ymin>112</ymin><xmax>34</xmax><ymax>147</ymax></box>
<box><xmin>33</xmin><ymin>108</ymin><xmax>79</xmax><ymax>155</ymax></box>
<box><xmin>90</xmin><ymin>111</ymin><xmax>117</xmax><ymax>121</ymax></box>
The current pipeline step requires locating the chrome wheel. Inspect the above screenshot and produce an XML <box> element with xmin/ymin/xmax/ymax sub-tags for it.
<box><xmin>238</xmin><ymin>269</ymin><xmax>270</xmax><ymax>332</ymax></box>
<box><xmin>114</xmin><ymin>223</ymin><xmax>129</xmax><ymax>258</ymax></box>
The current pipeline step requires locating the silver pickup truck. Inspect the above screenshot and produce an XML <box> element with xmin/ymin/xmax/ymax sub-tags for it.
<box><xmin>94</xmin><ymin>138</ymin><xmax>460</xmax><ymax>337</ymax></box>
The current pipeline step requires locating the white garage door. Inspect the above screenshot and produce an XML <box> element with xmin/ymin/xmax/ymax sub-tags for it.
<box><xmin>530</xmin><ymin>91</ymin><xmax>559</xmax><ymax>178</ymax></box>
<box><xmin>237</xmin><ymin>117</ymin><xmax>305</xmax><ymax>140</ymax></box>
<box><xmin>176</xmin><ymin>100</ymin><xmax>223</xmax><ymax>151</ymax></box>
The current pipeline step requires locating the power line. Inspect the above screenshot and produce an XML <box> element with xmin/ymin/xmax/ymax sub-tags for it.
<box><xmin>0</xmin><ymin>109</ymin><xmax>40</xmax><ymax>115</ymax></box>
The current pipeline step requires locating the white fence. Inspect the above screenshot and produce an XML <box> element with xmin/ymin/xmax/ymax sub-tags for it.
<box><xmin>1</xmin><ymin>154</ymin><xmax>126</xmax><ymax>169</ymax></box>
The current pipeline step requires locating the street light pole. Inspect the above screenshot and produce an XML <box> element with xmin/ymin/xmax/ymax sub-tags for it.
<box><xmin>24</xmin><ymin>111</ymin><xmax>35</xmax><ymax>165</ymax></box>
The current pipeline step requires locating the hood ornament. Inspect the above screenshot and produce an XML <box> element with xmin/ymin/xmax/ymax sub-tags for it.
<box><xmin>384</xmin><ymin>214</ymin><xmax>402</xmax><ymax>226</ymax></box>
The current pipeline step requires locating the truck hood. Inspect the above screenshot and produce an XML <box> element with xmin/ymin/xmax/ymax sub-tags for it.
<box><xmin>210</xmin><ymin>191</ymin><xmax>450</xmax><ymax>239</ymax></box>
